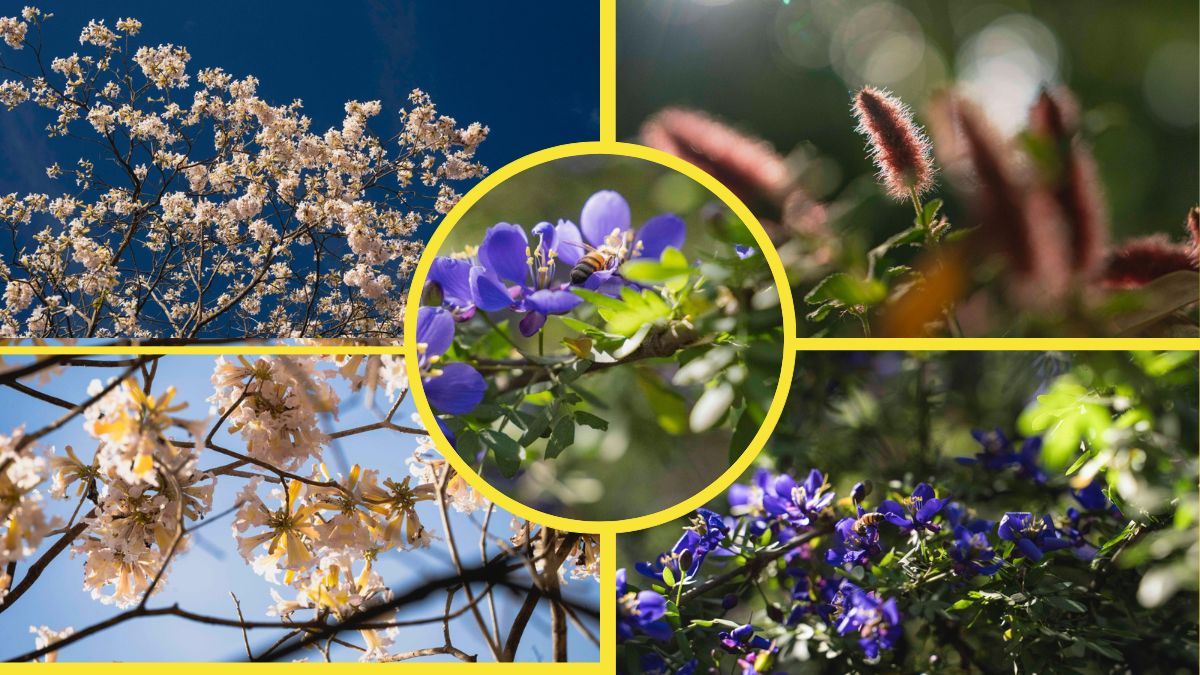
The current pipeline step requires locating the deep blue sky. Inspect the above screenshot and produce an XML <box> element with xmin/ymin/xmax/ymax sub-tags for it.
<box><xmin>0</xmin><ymin>0</ymin><xmax>600</xmax><ymax>194</ymax></box>
<box><xmin>0</xmin><ymin>355</ymin><xmax>599</xmax><ymax>661</ymax></box>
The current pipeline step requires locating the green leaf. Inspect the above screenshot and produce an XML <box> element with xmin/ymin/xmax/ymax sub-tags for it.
<box><xmin>557</xmin><ymin>358</ymin><xmax>592</xmax><ymax>385</ymax></box>
<box><xmin>480</xmin><ymin>429</ymin><xmax>522</xmax><ymax>477</ymax></box>
<box><xmin>517</xmin><ymin>406</ymin><xmax>554</xmax><ymax>446</ymax></box>
<box><xmin>544</xmin><ymin>414</ymin><xmax>575</xmax><ymax>459</ymax></box>
<box><xmin>1131</xmin><ymin>350</ymin><xmax>1196</xmax><ymax>377</ymax></box>
<box><xmin>571</xmin><ymin>287</ymin><xmax>627</xmax><ymax>313</ymax></box>
<box><xmin>1083</xmin><ymin>639</ymin><xmax>1123</xmax><ymax>661</ymax></box>
<box><xmin>1044</xmin><ymin>597</ymin><xmax>1087</xmax><ymax>613</ymax></box>
<box><xmin>619</xmin><ymin>246</ymin><xmax>692</xmax><ymax>285</ymax></box>
<box><xmin>455</xmin><ymin>429</ymin><xmax>481</xmax><ymax>465</ymax></box>
<box><xmin>661</xmin><ymin>565</ymin><xmax>676</xmax><ymax>588</ymax></box>
<box><xmin>501</xmin><ymin>407</ymin><xmax>531</xmax><ymax>431</ymax></box>
<box><xmin>1065</xmin><ymin>443</ymin><xmax>1099</xmax><ymax>476</ymax></box>
<box><xmin>867</xmin><ymin>225</ymin><xmax>926</xmax><ymax>277</ymax></box>
<box><xmin>1018</xmin><ymin>375</ymin><xmax>1112</xmax><ymax>471</ymax></box>
<box><xmin>574</xmin><ymin>410</ymin><xmax>609</xmax><ymax>431</ymax></box>
<box><xmin>806</xmin><ymin>303</ymin><xmax>835</xmax><ymax>322</ymax></box>
<box><xmin>804</xmin><ymin>273</ymin><xmax>887</xmax><ymax>307</ymax></box>
<box><xmin>921</xmin><ymin>198</ymin><xmax>943</xmax><ymax>227</ymax></box>
<box><xmin>616</xmin><ymin>288</ymin><xmax>673</xmax><ymax>336</ymax></box>
<box><xmin>558</xmin><ymin>315</ymin><xmax>625</xmax><ymax>344</ymax></box>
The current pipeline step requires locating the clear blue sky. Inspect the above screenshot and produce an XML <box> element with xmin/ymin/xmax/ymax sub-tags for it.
<box><xmin>0</xmin><ymin>0</ymin><xmax>600</xmax><ymax>202</ymax></box>
<box><xmin>0</xmin><ymin>354</ymin><xmax>600</xmax><ymax>662</ymax></box>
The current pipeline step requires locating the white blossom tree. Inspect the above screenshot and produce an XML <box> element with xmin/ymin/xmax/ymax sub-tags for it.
<box><xmin>0</xmin><ymin>8</ymin><xmax>487</xmax><ymax>338</ymax></box>
<box><xmin>0</xmin><ymin>353</ymin><xmax>598</xmax><ymax>662</ymax></box>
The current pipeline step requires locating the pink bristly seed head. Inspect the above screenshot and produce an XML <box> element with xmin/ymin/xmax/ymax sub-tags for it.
<box><xmin>640</xmin><ymin>107</ymin><xmax>791</xmax><ymax>202</ymax></box>
<box><xmin>852</xmin><ymin>86</ymin><xmax>935</xmax><ymax>201</ymax></box>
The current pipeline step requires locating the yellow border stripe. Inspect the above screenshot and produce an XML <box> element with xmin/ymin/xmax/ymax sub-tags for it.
<box><xmin>790</xmin><ymin>337</ymin><xmax>1200</xmax><ymax>350</ymax></box>
<box><xmin>600</xmin><ymin>532</ymin><xmax>617</xmax><ymax>670</ymax></box>
<box><xmin>600</xmin><ymin>0</ymin><xmax>616</xmax><ymax>142</ymax></box>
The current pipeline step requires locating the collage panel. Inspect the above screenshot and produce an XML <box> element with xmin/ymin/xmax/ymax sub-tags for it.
<box><xmin>617</xmin><ymin>350</ymin><xmax>1198</xmax><ymax>672</ymax></box>
<box><xmin>407</xmin><ymin>150</ymin><xmax>790</xmax><ymax>524</ymax></box>
<box><xmin>0</xmin><ymin>0</ymin><xmax>1194</xmax><ymax>672</ymax></box>
<box><xmin>0</xmin><ymin>2</ymin><xmax>598</xmax><ymax>340</ymax></box>
<box><xmin>618</xmin><ymin>0</ymin><xmax>1198</xmax><ymax>337</ymax></box>
<box><xmin>0</xmin><ymin>352</ymin><xmax>600</xmax><ymax>662</ymax></box>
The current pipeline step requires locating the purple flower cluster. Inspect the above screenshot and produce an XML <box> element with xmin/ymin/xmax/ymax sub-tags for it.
<box><xmin>635</xmin><ymin>508</ymin><xmax>728</xmax><ymax>585</ymax></box>
<box><xmin>958</xmin><ymin>428</ymin><xmax>1047</xmax><ymax>483</ymax></box>
<box><xmin>835</xmin><ymin>585</ymin><xmax>903</xmax><ymax>659</ymax></box>
<box><xmin>728</xmin><ymin>468</ymin><xmax>835</xmax><ymax>538</ymax></box>
<box><xmin>425</xmin><ymin>190</ymin><xmax>686</xmax><ymax>336</ymax></box>
<box><xmin>621</xmin><ymin>445</ymin><xmax>1121</xmax><ymax>666</ymax></box>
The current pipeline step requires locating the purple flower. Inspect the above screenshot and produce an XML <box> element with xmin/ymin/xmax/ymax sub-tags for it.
<box><xmin>692</xmin><ymin>507</ymin><xmax>730</xmax><ymax>549</ymax></box>
<box><xmin>616</xmin><ymin>568</ymin><xmax>672</xmax><ymax>642</ymax></box>
<box><xmin>1061</xmin><ymin>509</ymin><xmax>1099</xmax><ymax>561</ymax></box>
<box><xmin>880</xmin><ymin>483</ymin><xmax>946</xmax><ymax>533</ymax></box>
<box><xmin>949</xmin><ymin>525</ymin><xmax>1001</xmax><ymax>576</ymax></box>
<box><xmin>469</xmin><ymin>221</ymin><xmax>585</xmax><ymax>336</ymax></box>
<box><xmin>997</xmin><ymin>512</ymin><xmax>1071</xmax><ymax>562</ymax></box>
<box><xmin>415</xmin><ymin>306</ymin><xmax>485</xmax><ymax>415</ymax></box>
<box><xmin>1063</xmin><ymin>479</ymin><xmax>1119</xmax><ymax>561</ymax></box>
<box><xmin>636</xmin><ymin>509</ymin><xmax>728</xmax><ymax>584</ymax></box>
<box><xmin>426</xmin><ymin>256</ymin><xmax>479</xmax><ymax>320</ymax></box>
<box><xmin>718</xmin><ymin>623</ymin><xmax>772</xmax><ymax>653</ymax></box>
<box><xmin>729</xmin><ymin>469</ymin><xmax>833</xmax><ymax>537</ymax></box>
<box><xmin>735</xmin><ymin>244</ymin><xmax>756</xmax><ymax>259</ymax></box>
<box><xmin>826</xmin><ymin>515</ymin><xmax>882</xmax><ymax>567</ymax></box>
<box><xmin>728</xmin><ymin>469</ymin><xmax>788</xmax><ymax>536</ymax></box>
<box><xmin>788</xmin><ymin>571</ymin><xmax>843</xmax><ymax>626</ymax></box>
<box><xmin>851</xmin><ymin>480</ymin><xmax>872</xmax><ymax>505</ymax></box>
<box><xmin>959</xmin><ymin>429</ymin><xmax>1047</xmax><ymax>483</ymax></box>
<box><xmin>559</xmin><ymin>190</ymin><xmax>686</xmax><ymax>293</ymax></box>
<box><xmin>776</xmin><ymin>469</ymin><xmax>836</xmax><ymax>528</ymax></box>
<box><xmin>835</xmin><ymin>589</ymin><xmax>903</xmax><ymax>659</ymax></box>
<box><xmin>735</xmin><ymin>645</ymin><xmax>780</xmax><ymax>675</ymax></box>
<box><xmin>1072</xmin><ymin>478</ymin><xmax>1121</xmax><ymax>517</ymax></box>
<box><xmin>636</xmin><ymin>529</ymin><xmax>707</xmax><ymax>584</ymax></box>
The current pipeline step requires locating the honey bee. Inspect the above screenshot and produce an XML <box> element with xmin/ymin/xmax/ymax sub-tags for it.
<box><xmin>556</xmin><ymin>239</ymin><xmax>625</xmax><ymax>285</ymax></box>
<box><xmin>570</xmin><ymin>246</ymin><xmax>621</xmax><ymax>284</ymax></box>
<box><xmin>853</xmin><ymin>512</ymin><xmax>885</xmax><ymax>534</ymax></box>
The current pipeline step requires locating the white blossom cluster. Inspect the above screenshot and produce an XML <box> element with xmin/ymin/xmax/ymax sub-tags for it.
<box><xmin>0</xmin><ymin>427</ymin><xmax>61</xmax><ymax>585</ymax></box>
<box><xmin>5</xmin><ymin>355</ymin><xmax>597</xmax><ymax>662</ymax></box>
<box><xmin>0</xmin><ymin>8</ymin><xmax>488</xmax><ymax>338</ymax></box>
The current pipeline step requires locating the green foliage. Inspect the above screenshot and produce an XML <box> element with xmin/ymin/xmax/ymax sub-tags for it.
<box><xmin>620</xmin><ymin>351</ymin><xmax>1198</xmax><ymax>672</ymax></box>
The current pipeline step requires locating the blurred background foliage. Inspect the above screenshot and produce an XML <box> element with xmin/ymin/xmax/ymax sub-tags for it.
<box><xmin>436</xmin><ymin>156</ymin><xmax>785</xmax><ymax>520</ymax></box>
<box><xmin>620</xmin><ymin>351</ymin><xmax>1199</xmax><ymax>619</ymax></box>
<box><xmin>617</xmin><ymin>0</ymin><xmax>1197</xmax><ymax>243</ymax></box>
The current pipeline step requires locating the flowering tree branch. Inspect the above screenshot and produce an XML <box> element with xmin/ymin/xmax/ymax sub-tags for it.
<box><xmin>0</xmin><ymin>353</ymin><xmax>599</xmax><ymax>662</ymax></box>
<box><xmin>0</xmin><ymin>7</ymin><xmax>489</xmax><ymax>338</ymax></box>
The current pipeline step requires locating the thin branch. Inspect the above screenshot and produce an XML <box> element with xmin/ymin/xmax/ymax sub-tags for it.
<box><xmin>230</xmin><ymin>593</ymin><xmax>254</xmax><ymax>660</ymax></box>
<box><xmin>679</xmin><ymin>526</ymin><xmax>832</xmax><ymax>604</ymax></box>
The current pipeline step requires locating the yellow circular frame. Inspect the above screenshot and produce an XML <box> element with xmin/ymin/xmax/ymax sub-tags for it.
<box><xmin>403</xmin><ymin>141</ymin><xmax>797</xmax><ymax>535</ymax></box>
